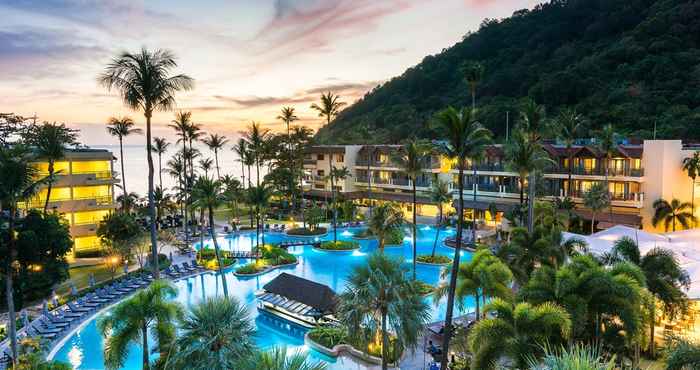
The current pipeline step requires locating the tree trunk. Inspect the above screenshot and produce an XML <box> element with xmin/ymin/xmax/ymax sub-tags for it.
<box><xmin>519</xmin><ymin>175</ymin><xmax>525</xmax><ymax>205</ymax></box>
<box><xmin>142</xmin><ymin>324</ymin><xmax>150</xmax><ymax>369</ymax></box>
<box><xmin>158</xmin><ymin>153</ymin><xmax>163</xmax><ymax>188</ymax></box>
<box><xmin>119</xmin><ymin>138</ymin><xmax>128</xmax><ymax>204</ymax></box>
<box><xmin>43</xmin><ymin>160</ymin><xmax>55</xmax><ymax>214</ymax></box>
<box><xmin>331</xmin><ymin>171</ymin><xmax>337</xmax><ymax>244</ymax></box>
<box><xmin>441</xmin><ymin>163</ymin><xmax>464</xmax><ymax>370</ymax></box>
<box><xmin>475</xmin><ymin>292</ymin><xmax>481</xmax><ymax>322</ymax></box>
<box><xmin>145</xmin><ymin>113</ymin><xmax>160</xmax><ymax>278</ymax></box>
<box><xmin>693</xmin><ymin>179</ymin><xmax>696</xmax><ymax>228</ymax></box>
<box><xmin>567</xmin><ymin>152</ymin><xmax>573</xmax><ymax>197</ymax></box>
<box><xmin>214</xmin><ymin>150</ymin><xmax>220</xmax><ymax>180</ymax></box>
<box><xmin>260</xmin><ymin>208</ymin><xmax>265</xmax><ymax>247</ymax></box>
<box><xmin>472</xmin><ymin>162</ymin><xmax>478</xmax><ymax>244</ymax></box>
<box><xmin>247</xmin><ymin>165</ymin><xmax>254</xmax><ymax>228</ymax></box>
<box><xmin>431</xmin><ymin>206</ymin><xmax>442</xmax><ymax>258</ymax></box>
<box><xmin>412</xmin><ymin>179</ymin><xmax>417</xmax><ymax>280</ymax></box>
<box><xmin>528</xmin><ymin>172</ymin><xmax>536</xmax><ymax>233</ymax></box>
<box><xmin>209</xmin><ymin>205</ymin><xmax>229</xmax><ymax>298</ymax></box>
<box><xmin>300</xmin><ymin>161</ymin><xmax>306</xmax><ymax>229</ymax></box>
<box><xmin>381</xmin><ymin>311</ymin><xmax>389</xmax><ymax>370</ymax></box>
<box><xmin>591</xmin><ymin>213</ymin><xmax>596</xmax><ymax>234</ymax></box>
<box><xmin>4</xmin><ymin>208</ymin><xmax>17</xmax><ymax>364</ymax></box>
<box><xmin>367</xmin><ymin>148</ymin><xmax>373</xmax><ymax>218</ymax></box>
<box><xmin>182</xmin><ymin>140</ymin><xmax>189</xmax><ymax>253</ymax></box>
<box><xmin>650</xmin><ymin>297</ymin><xmax>656</xmax><ymax>358</ymax></box>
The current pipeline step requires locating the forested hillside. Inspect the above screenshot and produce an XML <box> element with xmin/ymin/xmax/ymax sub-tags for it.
<box><xmin>315</xmin><ymin>0</ymin><xmax>700</xmax><ymax>144</ymax></box>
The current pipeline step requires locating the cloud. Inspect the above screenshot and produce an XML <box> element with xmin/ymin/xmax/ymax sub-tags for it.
<box><xmin>251</xmin><ymin>0</ymin><xmax>421</xmax><ymax>58</ymax></box>
<box><xmin>0</xmin><ymin>28</ymin><xmax>108</xmax><ymax>80</ymax></box>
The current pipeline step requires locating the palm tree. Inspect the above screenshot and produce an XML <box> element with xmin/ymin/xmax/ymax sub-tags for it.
<box><xmin>291</xmin><ymin>126</ymin><xmax>314</xmax><ymax>228</ymax></box>
<box><xmin>468</xmin><ymin>298</ymin><xmax>571</xmax><ymax>369</ymax></box>
<box><xmin>368</xmin><ymin>203</ymin><xmax>405</xmax><ymax>251</ymax></box>
<box><xmin>519</xmin><ymin>99</ymin><xmax>549</xmax><ymax>232</ymax></box>
<box><xmin>106</xmin><ymin>116</ymin><xmax>142</xmax><ymax>204</ymax></box>
<box><xmin>583</xmin><ymin>182</ymin><xmax>610</xmax><ymax>234</ymax></box>
<box><xmin>392</xmin><ymin>138</ymin><xmax>431</xmax><ymax>279</ymax></box>
<box><xmin>116</xmin><ymin>191</ymin><xmax>140</xmax><ymax>214</ymax></box>
<box><xmin>247</xmin><ymin>184</ymin><xmax>273</xmax><ymax>247</ymax></box>
<box><xmin>243</xmin><ymin>122</ymin><xmax>269</xmax><ymax>187</ymax></box>
<box><xmin>337</xmin><ymin>252</ymin><xmax>430</xmax><ymax>370</ymax></box>
<box><xmin>554</xmin><ymin>108</ymin><xmax>584</xmax><ymax>197</ymax></box>
<box><xmin>596</xmin><ymin>124</ymin><xmax>616</xmax><ymax>223</ymax></box>
<box><xmin>97</xmin><ymin>279</ymin><xmax>183</xmax><ymax>370</ymax></box>
<box><xmin>233</xmin><ymin>138</ymin><xmax>248</xmax><ymax>189</ymax></box>
<box><xmin>238</xmin><ymin>347</ymin><xmax>327</xmax><ymax>370</ymax></box>
<box><xmin>99</xmin><ymin>48</ymin><xmax>194</xmax><ymax>279</ymax></box>
<box><xmin>434</xmin><ymin>249</ymin><xmax>512</xmax><ymax>322</ymax></box>
<box><xmin>310</xmin><ymin>92</ymin><xmax>346</xmax><ymax>126</ymax></box>
<box><xmin>191</xmin><ymin>177</ymin><xmax>229</xmax><ymax>297</ymax></box>
<box><xmin>152</xmin><ymin>137</ymin><xmax>170</xmax><ymax>187</ymax></box>
<box><xmin>652</xmin><ymin>198</ymin><xmax>696</xmax><ymax>232</ymax></box>
<box><xmin>199</xmin><ymin>158</ymin><xmax>214</xmax><ymax>178</ymax></box>
<box><xmin>527</xmin><ymin>344</ymin><xmax>615</xmax><ymax>370</ymax></box>
<box><xmin>429</xmin><ymin>179</ymin><xmax>451</xmax><ymax>258</ymax></box>
<box><xmin>0</xmin><ymin>145</ymin><xmax>47</xmax><ymax>364</ymax></box>
<box><xmin>461</xmin><ymin>60</ymin><xmax>484</xmax><ymax>110</ymax></box>
<box><xmin>202</xmin><ymin>133</ymin><xmax>228</xmax><ymax>180</ymax></box>
<box><xmin>169</xmin><ymin>112</ymin><xmax>194</xmax><ymax>242</ymax></box>
<box><xmin>29</xmin><ymin>122</ymin><xmax>77</xmax><ymax>213</ymax></box>
<box><xmin>607</xmin><ymin>237</ymin><xmax>690</xmax><ymax>357</ymax></box>
<box><xmin>222</xmin><ymin>176</ymin><xmax>244</xmax><ymax>220</ymax></box>
<box><xmin>167</xmin><ymin>296</ymin><xmax>255</xmax><ymax>369</ymax></box>
<box><xmin>433</xmin><ymin>106</ymin><xmax>491</xmax><ymax>368</ymax></box>
<box><xmin>327</xmin><ymin>165</ymin><xmax>350</xmax><ymax>244</ymax></box>
<box><xmin>682</xmin><ymin>151</ymin><xmax>700</xmax><ymax>227</ymax></box>
<box><xmin>277</xmin><ymin>106</ymin><xmax>299</xmax><ymax>151</ymax></box>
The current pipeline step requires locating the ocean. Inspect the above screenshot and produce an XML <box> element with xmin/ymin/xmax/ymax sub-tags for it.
<box><xmin>92</xmin><ymin>144</ymin><xmax>247</xmax><ymax>197</ymax></box>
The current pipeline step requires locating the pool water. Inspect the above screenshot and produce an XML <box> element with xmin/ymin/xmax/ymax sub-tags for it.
<box><xmin>52</xmin><ymin>225</ymin><xmax>474</xmax><ymax>369</ymax></box>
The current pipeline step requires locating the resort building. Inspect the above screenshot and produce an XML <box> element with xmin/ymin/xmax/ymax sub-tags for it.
<box><xmin>302</xmin><ymin>140</ymin><xmax>700</xmax><ymax>232</ymax></box>
<box><xmin>20</xmin><ymin>148</ymin><xmax>118</xmax><ymax>256</ymax></box>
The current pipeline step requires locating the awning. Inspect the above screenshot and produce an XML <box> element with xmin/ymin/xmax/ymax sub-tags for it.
<box><xmin>262</xmin><ymin>273</ymin><xmax>337</xmax><ymax>315</ymax></box>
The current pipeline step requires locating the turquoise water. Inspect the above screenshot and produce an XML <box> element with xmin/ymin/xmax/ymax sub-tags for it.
<box><xmin>53</xmin><ymin>225</ymin><xmax>473</xmax><ymax>369</ymax></box>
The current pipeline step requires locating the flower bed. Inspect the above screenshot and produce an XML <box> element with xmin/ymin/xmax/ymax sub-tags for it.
<box><xmin>286</xmin><ymin>227</ymin><xmax>327</xmax><ymax>236</ymax></box>
<box><xmin>197</xmin><ymin>248</ymin><xmax>236</xmax><ymax>270</ymax></box>
<box><xmin>317</xmin><ymin>240</ymin><xmax>360</xmax><ymax>251</ymax></box>
<box><xmin>416</xmin><ymin>254</ymin><xmax>452</xmax><ymax>265</ymax></box>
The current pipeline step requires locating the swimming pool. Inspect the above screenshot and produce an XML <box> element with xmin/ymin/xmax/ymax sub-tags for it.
<box><xmin>52</xmin><ymin>225</ymin><xmax>474</xmax><ymax>369</ymax></box>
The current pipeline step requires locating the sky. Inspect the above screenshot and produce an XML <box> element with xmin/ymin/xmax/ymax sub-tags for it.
<box><xmin>1</xmin><ymin>0</ymin><xmax>542</xmax><ymax>146</ymax></box>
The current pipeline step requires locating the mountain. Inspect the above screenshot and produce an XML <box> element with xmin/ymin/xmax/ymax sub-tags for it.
<box><xmin>315</xmin><ymin>0</ymin><xmax>700</xmax><ymax>144</ymax></box>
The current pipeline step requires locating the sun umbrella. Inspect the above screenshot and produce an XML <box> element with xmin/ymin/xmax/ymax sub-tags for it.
<box><xmin>42</xmin><ymin>300</ymin><xmax>49</xmax><ymax>315</ymax></box>
<box><xmin>88</xmin><ymin>273</ymin><xmax>96</xmax><ymax>287</ymax></box>
<box><xmin>70</xmin><ymin>281</ymin><xmax>78</xmax><ymax>296</ymax></box>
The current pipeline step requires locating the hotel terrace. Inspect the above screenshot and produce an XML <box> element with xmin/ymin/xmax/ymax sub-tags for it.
<box><xmin>20</xmin><ymin>148</ymin><xmax>118</xmax><ymax>256</ymax></box>
<box><xmin>303</xmin><ymin>140</ymin><xmax>700</xmax><ymax>232</ymax></box>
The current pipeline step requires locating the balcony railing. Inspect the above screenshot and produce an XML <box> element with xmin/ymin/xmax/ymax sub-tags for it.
<box><xmin>356</xmin><ymin>157</ymin><xmax>440</xmax><ymax>169</ymax></box>
<box><xmin>549</xmin><ymin>166</ymin><xmax>644</xmax><ymax>177</ymax></box>
<box><xmin>303</xmin><ymin>159</ymin><xmax>316</xmax><ymax>165</ymax></box>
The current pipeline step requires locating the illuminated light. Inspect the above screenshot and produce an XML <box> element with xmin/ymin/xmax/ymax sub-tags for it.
<box><xmin>421</xmin><ymin>225</ymin><xmax>432</xmax><ymax>231</ymax></box>
<box><xmin>351</xmin><ymin>250</ymin><xmax>366</xmax><ymax>257</ymax></box>
<box><xmin>341</xmin><ymin>230</ymin><xmax>352</xmax><ymax>236</ymax></box>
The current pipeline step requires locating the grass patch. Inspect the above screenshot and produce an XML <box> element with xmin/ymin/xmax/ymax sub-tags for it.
<box><xmin>416</xmin><ymin>254</ymin><xmax>452</xmax><ymax>264</ymax></box>
<box><xmin>286</xmin><ymin>227</ymin><xmax>327</xmax><ymax>236</ymax></box>
<box><xmin>318</xmin><ymin>241</ymin><xmax>359</xmax><ymax>251</ymax></box>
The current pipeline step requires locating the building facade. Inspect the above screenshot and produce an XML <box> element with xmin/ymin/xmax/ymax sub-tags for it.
<box><xmin>302</xmin><ymin>140</ymin><xmax>699</xmax><ymax>232</ymax></box>
<box><xmin>20</xmin><ymin>148</ymin><xmax>118</xmax><ymax>255</ymax></box>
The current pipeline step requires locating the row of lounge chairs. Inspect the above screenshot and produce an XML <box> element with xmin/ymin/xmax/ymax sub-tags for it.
<box><xmin>264</xmin><ymin>224</ymin><xmax>287</xmax><ymax>232</ymax></box>
<box><xmin>331</xmin><ymin>221</ymin><xmax>364</xmax><ymax>228</ymax></box>
<box><xmin>0</xmin><ymin>261</ymin><xmax>208</xmax><ymax>367</ymax></box>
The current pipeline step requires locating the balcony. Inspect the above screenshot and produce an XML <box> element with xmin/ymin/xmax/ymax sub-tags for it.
<box><xmin>549</xmin><ymin>166</ymin><xmax>644</xmax><ymax>177</ymax></box>
<box><xmin>303</xmin><ymin>158</ymin><xmax>316</xmax><ymax>165</ymax></box>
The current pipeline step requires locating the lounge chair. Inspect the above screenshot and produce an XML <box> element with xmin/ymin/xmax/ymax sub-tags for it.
<box><xmin>96</xmin><ymin>288</ymin><xmax>118</xmax><ymax>300</ymax></box>
<box><xmin>85</xmin><ymin>293</ymin><xmax>109</xmax><ymax>304</ymax></box>
<box><xmin>41</xmin><ymin>315</ymin><xmax>70</xmax><ymax>328</ymax></box>
<box><xmin>28</xmin><ymin>325</ymin><xmax>59</xmax><ymax>340</ymax></box>
<box><xmin>67</xmin><ymin>302</ymin><xmax>91</xmax><ymax>314</ymax></box>
<box><xmin>180</xmin><ymin>262</ymin><xmax>196</xmax><ymax>273</ymax></box>
<box><xmin>280</xmin><ymin>224</ymin><xmax>286</xmax><ymax>231</ymax></box>
<box><xmin>78</xmin><ymin>296</ymin><xmax>103</xmax><ymax>307</ymax></box>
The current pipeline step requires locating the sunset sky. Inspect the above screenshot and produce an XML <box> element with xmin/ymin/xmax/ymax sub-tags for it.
<box><xmin>1</xmin><ymin>0</ymin><xmax>541</xmax><ymax>145</ymax></box>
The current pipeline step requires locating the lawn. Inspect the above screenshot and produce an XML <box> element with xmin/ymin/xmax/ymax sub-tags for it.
<box><xmin>55</xmin><ymin>263</ymin><xmax>129</xmax><ymax>296</ymax></box>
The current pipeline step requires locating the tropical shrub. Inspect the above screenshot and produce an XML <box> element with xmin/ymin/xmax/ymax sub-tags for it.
<box><xmin>235</xmin><ymin>263</ymin><xmax>267</xmax><ymax>275</ymax></box>
<box><xmin>385</xmin><ymin>227</ymin><xmax>405</xmax><ymax>246</ymax></box>
<box><xmin>318</xmin><ymin>241</ymin><xmax>359</xmax><ymax>251</ymax></box>
<box><xmin>286</xmin><ymin>226</ymin><xmax>327</xmax><ymax>236</ymax></box>
<box><xmin>307</xmin><ymin>326</ymin><xmax>348</xmax><ymax>348</ymax></box>
<box><xmin>416</xmin><ymin>254</ymin><xmax>451</xmax><ymax>264</ymax></box>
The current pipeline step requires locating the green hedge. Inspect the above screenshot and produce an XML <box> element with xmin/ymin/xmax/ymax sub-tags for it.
<box><xmin>235</xmin><ymin>263</ymin><xmax>267</xmax><ymax>275</ymax></box>
<box><xmin>318</xmin><ymin>241</ymin><xmax>359</xmax><ymax>251</ymax></box>
<box><xmin>416</xmin><ymin>254</ymin><xmax>452</xmax><ymax>264</ymax></box>
<box><xmin>286</xmin><ymin>227</ymin><xmax>327</xmax><ymax>236</ymax></box>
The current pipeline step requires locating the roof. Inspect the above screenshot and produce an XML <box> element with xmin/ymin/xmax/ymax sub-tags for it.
<box><xmin>263</xmin><ymin>273</ymin><xmax>337</xmax><ymax>314</ymax></box>
<box><xmin>305</xmin><ymin>145</ymin><xmax>347</xmax><ymax>154</ymax></box>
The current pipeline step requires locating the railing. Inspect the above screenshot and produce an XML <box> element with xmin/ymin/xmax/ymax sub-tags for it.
<box><xmin>549</xmin><ymin>166</ymin><xmax>644</xmax><ymax>177</ymax></box>
<box><xmin>303</xmin><ymin>159</ymin><xmax>316</xmax><ymax>165</ymax></box>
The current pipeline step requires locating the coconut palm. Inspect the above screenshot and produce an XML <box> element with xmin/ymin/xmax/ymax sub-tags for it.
<box><xmin>468</xmin><ymin>298</ymin><xmax>571</xmax><ymax>370</ymax></box>
<box><xmin>432</xmin><ymin>106</ymin><xmax>492</xmax><ymax>368</ymax></box>
<box><xmin>167</xmin><ymin>296</ymin><xmax>255</xmax><ymax>369</ymax></box>
<box><xmin>152</xmin><ymin>137</ymin><xmax>170</xmax><ymax>187</ymax></box>
<box><xmin>28</xmin><ymin>122</ymin><xmax>77</xmax><ymax>213</ymax></box>
<box><xmin>461</xmin><ymin>60</ymin><xmax>484</xmax><ymax>110</ymax></box>
<box><xmin>606</xmin><ymin>237</ymin><xmax>690</xmax><ymax>357</ymax></box>
<box><xmin>682</xmin><ymin>151</ymin><xmax>700</xmax><ymax>227</ymax></box>
<box><xmin>434</xmin><ymin>249</ymin><xmax>512</xmax><ymax>322</ymax></box>
<box><xmin>0</xmin><ymin>145</ymin><xmax>48</xmax><ymax>364</ymax></box>
<box><xmin>505</xmin><ymin>129</ymin><xmax>552</xmax><ymax>213</ymax></box>
<box><xmin>221</xmin><ymin>176</ymin><xmax>244</xmax><ymax>219</ymax></box>
<box><xmin>247</xmin><ymin>184</ymin><xmax>273</xmax><ymax>247</ymax></box>
<box><xmin>290</xmin><ymin>126</ymin><xmax>314</xmax><ymax>228</ymax></box>
<box><xmin>277</xmin><ymin>106</ymin><xmax>299</xmax><ymax>151</ymax></box>
<box><xmin>243</xmin><ymin>122</ymin><xmax>269</xmax><ymax>187</ymax></box>
<box><xmin>392</xmin><ymin>138</ymin><xmax>431</xmax><ymax>279</ymax></box>
<box><xmin>596</xmin><ymin>124</ymin><xmax>616</xmax><ymax>182</ymax></box>
<box><xmin>238</xmin><ymin>347</ymin><xmax>327</xmax><ymax>370</ymax></box>
<box><xmin>368</xmin><ymin>203</ymin><xmax>405</xmax><ymax>251</ymax></box>
<box><xmin>199</xmin><ymin>158</ymin><xmax>214</xmax><ymax>178</ymax></box>
<box><xmin>652</xmin><ymin>198</ymin><xmax>696</xmax><ymax>232</ymax></box>
<box><xmin>116</xmin><ymin>191</ymin><xmax>140</xmax><ymax>214</ymax></box>
<box><xmin>429</xmin><ymin>179</ymin><xmax>451</xmax><ymax>258</ymax></box>
<box><xmin>97</xmin><ymin>279</ymin><xmax>183</xmax><ymax>370</ymax></box>
<box><xmin>327</xmin><ymin>165</ymin><xmax>350</xmax><ymax>244</ymax></box>
<box><xmin>553</xmin><ymin>108</ymin><xmax>584</xmax><ymax>196</ymax></box>
<box><xmin>106</xmin><ymin>116</ymin><xmax>142</xmax><ymax>204</ymax></box>
<box><xmin>99</xmin><ymin>48</ymin><xmax>194</xmax><ymax>278</ymax></box>
<box><xmin>310</xmin><ymin>92</ymin><xmax>346</xmax><ymax>126</ymax></box>
<box><xmin>233</xmin><ymin>138</ymin><xmax>248</xmax><ymax>189</ymax></box>
<box><xmin>191</xmin><ymin>177</ymin><xmax>229</xmax><ymax>297</ymax></box>
<box><xmin>583</xmin><ymin>182</ymin><xmax>610</xmax><ymax>234</ymax></box>
<box><xmin>202</xmin><ymin>133</ymin><xmax>228</xmax><ymax>180</ymax></box>
<box><xmin>337</xmin><ymin>252</ymin><xmax>430</xmax><ymax>370</ymax></box>
<box><xmin>169</xmin><ymin>112</ymin><xmax>195</xmax><ymax>242</ymax></box>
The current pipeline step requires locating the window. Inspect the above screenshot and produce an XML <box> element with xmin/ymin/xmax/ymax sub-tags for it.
<box><xmin>72</xmin><ymin>210</ymin><xmax>111</xmax><ymax>225</ymax></box>
<box><xmin>72</xmin><ymin>160</ymin><xmax>111</xmax><ymax>174</ymax></box>
<box><xmin>317</xmin><ymin>154</ymin><xmax>324</xmax><ymax>160</ymax></box>
<box><xmin>33</xmin><ymin>161</ymin><xmax>69</xmax><ymax>175</ymax></box>
<box><xmin>74</xmin><ymin>236</ymin><xmax>101</xmax><ymax>252</ymax></box>
<box><xmin>317</xmin><ymin>170</ymin><xmax>325</xmax><ymax>176</ymax></box>
<box><xmin>73</xmin><ymin>185</ymin><xmax>111</xmax><ymax>200</ymax></box>
<box><xmin>336</xmin><ymin>154</ymin><xmax>344</xmax><ymax>162</ymax></box>
<box><xmin>314</xmin><ymin>184</ymin><xmax>325</xmax><ymax>190</ymax></box>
